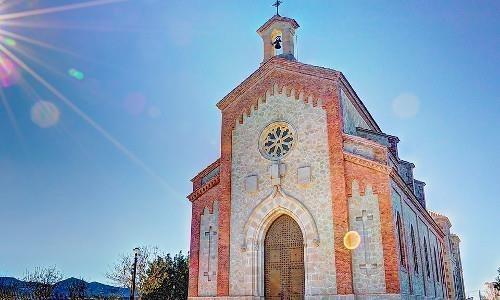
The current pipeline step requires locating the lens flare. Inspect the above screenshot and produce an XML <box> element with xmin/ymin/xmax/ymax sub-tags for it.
<box><xmin>0</xmin><ymin>52</ymin><xmax>19</xmax><ymax>87</ymax></box>
<box><xmin>3</xmin><ymin>37</ymin><xmax>16</xmax><ymax>46</ymax></box>
<box><xmin>392</xmin><ymin>93</ymin><xmax>420</xmax><ymax>119</ymax></box>
<box><xmin>68</xmin><ymin>68</ymin><xmax>84</xmax><ymax>80</ymax></box>
<box><xmin>124</xmin><ymin>92</ymin><xmax>146</xmax><ymax>115</ymax></box>
<box><xmin>343</xmin><ymin>230</ymin><xmax>361</xmax><ymax>250</ymax></box>
<box><xmin>147</xmin><ymin>106</ymin><xmax>161</xmax><ymax>118</ymax></box>
<box><xmin>31</xmin><ymin>100</ymin><xmax>60</xmax><ymax>128</ymax></box>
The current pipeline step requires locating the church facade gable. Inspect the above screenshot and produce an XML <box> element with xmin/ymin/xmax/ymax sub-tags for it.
<box><xmin>229</xmin><ymin>84</ymin><xmax>337</xmax><ymax>297</ymax></box>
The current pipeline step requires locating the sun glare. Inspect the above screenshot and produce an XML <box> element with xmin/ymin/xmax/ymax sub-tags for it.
<box><xmin>0</xmin><ymin>0</ymin><xmax>176</xmax><ymax>193</ymax></box>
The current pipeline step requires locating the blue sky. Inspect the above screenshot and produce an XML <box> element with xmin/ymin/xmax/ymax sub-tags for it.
<box><xmin>0</xmin><ymin>0</ymin><xmax>498</xmax><ymax>296</ymax></box>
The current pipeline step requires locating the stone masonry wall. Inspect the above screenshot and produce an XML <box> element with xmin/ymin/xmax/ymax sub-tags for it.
<box><xmin>229</xmin><ymin>89</ymin><xmax>337</xmax><ymax>297</ymax></box>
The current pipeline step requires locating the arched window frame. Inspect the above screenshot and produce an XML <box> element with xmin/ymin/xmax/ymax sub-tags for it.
<box><xmin>410</xmin><ymin>225</ymin><xmax>419</xmax><ymax>274</ymax></box>
<box><xmin>434</xmin><ymin>247</ymin><xmax>440</xmax><ymax>283</ymax></box>
<box><xmin>396</xmin><ymin>212</ymin><xmax>408</xmax><ymax>269</ymax></box>
<box><xmin>424</xmin><ymin>237</ymin><xmax>431</xmax><ymax>278</ymax></box>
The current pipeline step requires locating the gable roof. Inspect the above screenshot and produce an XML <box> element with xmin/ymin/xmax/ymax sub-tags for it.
<box><xmin>216</xmin><ymin>56</ymin><xmax>382</xmax><ymax>132</ymax></box>
<box><xmin>256</xmin><ymin>15</ymin><xmax>300</xmax><ymax>34</ymax></box>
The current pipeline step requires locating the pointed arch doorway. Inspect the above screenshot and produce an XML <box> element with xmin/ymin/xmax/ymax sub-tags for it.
<box><xmin>264</xmin><ymin>215</ymin><xmax>305</xmax><ymax>300</ymax></box>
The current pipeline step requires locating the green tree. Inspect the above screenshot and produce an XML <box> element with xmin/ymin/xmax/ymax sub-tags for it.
<box><xmin>142</xmin><ymin>252</ymin><xmax>189</xmax><ymax>300</ymax></box>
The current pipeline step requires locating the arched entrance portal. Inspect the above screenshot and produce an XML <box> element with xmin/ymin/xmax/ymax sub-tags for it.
<box><xmin>264</xmin><ymin>215</ymin><xmax>305</xmax><ymax>300</ymax></box>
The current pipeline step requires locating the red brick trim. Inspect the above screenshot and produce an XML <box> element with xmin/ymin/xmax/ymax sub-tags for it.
<box><xmin>325</xmin><ymin>88</ymin><xmax>353</xmax><ymax>294</ymax></box>
<box><xmin>191</xmin><ymin>159</ymin><xmax>221</xmax><ymax>191</ymax></box>
<box><xmin>217</xmin><ymin>113</ymin><xmax>232</xmax><ymax>295</ymax></box>
<box><xmin>187</xmin><ymin>175</ymin><xmax>220</xmax><ymax>202</ymax></box>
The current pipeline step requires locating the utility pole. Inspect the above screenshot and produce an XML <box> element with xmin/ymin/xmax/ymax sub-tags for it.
<box><xmin>130</xmin><ymin>247</ymin><xmax>140</xmax><ymax>300</ymax></box>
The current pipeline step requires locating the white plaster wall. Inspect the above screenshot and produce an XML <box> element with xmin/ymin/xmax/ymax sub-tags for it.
<box><xmin>348</xmin><ymin>180</ymin><xmax>386</xmax><ymax>294</ymax></box>
<box><xmin>229</xmin><ymin>89</ymin><xmax>337</xmax><ymax>297</ymax></box>
<box><xmin>198</xmin><ymin>202</ymin><xmax>219</xmax><ymax>296</ymax></box>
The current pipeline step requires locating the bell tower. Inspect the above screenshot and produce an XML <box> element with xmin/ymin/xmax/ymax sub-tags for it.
<box><xmin>257</xmin><ymin>14</ymin><xmax>299</xmax><ymax>63</ymax></box>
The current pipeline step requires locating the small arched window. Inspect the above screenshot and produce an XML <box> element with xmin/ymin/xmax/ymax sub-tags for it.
<box><xmin>434</xmin><ymin>247</ymin><xmax>440</xmax><ymax>282</ymax></box>
<box><xmin>396</xmin><ymin>213</ymin><xmax>407</xmax><ymax>268</ymax></box>
<box><xmin>424</xmin><ymin>237</ymin><xmax>430</xmax><ymax>278</ymax></box>
<box><xmin>410</xmin><ymin>225</ymin><xmax>419</xmax><ymax>274</ymax></box>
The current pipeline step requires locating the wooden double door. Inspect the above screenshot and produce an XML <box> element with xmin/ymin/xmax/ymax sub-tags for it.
<box><xmin>264</xmin><ymin>215</ymin><xmax>305</xmax><ymax>300</ymax></box>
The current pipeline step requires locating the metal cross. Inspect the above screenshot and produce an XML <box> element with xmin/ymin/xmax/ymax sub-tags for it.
<box><xmin>272</xmin><ymin>0</ymin><xmax>282</xmax><ymax>16</ymax></box>
<box><xmin>203</xmin><ymin>226</ymin><xmax>217</xmax><ymax>281</ymax></box>
<box><xmin>355</xmin><ymin>210</ymin><xmax>377</xmax><ymax>275</ymax></box>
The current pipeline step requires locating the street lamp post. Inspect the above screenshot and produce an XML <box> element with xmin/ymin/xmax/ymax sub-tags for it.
<box><xmin>130</xmin><ymin>247</ymin><xmax>140</xmax><ymax>300</ymax></box>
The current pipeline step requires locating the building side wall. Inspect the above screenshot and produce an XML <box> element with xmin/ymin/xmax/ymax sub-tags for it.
<box><xmin>391</xmin><ymin>182</ymin><xmax>446</xmax><ymax>299</ymax></box>
<box><xmin>229</xmin><ymin>90</ymin><xmax>337</xmax><ymax>296</ymax></box>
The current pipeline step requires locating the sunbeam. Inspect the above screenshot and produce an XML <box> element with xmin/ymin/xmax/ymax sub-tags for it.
<box><xmin>0</xmin><ymin>28</ymin><xmax>78</xmax><ymax>57</ymax></box>
<box><xmin>0</xmin><ymin>44</ymin><xmax>176</xmax><ymax>194</ymax></box>
<box><xmin>0</xmin><ymin>0</ymin><xmax>178</xmax><ymax>195</ymax></box>
<box><xmin>0</xmin><ymin>0</ymin><xmax>126</xmax><ymax>21</ymax></box>
<box><xmin>0</xmin><ymin>87</ymin><xmax>24</xmax><ymax>143</ymax></box>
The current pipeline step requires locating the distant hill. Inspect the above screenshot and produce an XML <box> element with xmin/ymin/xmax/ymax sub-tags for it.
<box><xmin>0</xmin><ymin>276</ymin><xmax>129</xmax><ymax>299</ymax></box>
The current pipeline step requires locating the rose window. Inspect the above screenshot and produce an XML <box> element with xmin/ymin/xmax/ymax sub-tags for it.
<box><xmin>259</xmin><ymin>122</ymin><xmax>296</xmax><ymax>160</ymax></box>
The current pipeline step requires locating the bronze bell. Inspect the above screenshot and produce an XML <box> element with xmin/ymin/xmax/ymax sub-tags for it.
<box><xmin>272</xmin><ymin>36</ymin><xmax>282</xmax><ymax>50</ymax></box>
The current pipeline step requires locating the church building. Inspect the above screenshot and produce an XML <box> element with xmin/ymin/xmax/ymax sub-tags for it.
<box><xmin>186</xmin><ymin>10</ymin><xmax>465</xmax><ymax>300</ymax></box>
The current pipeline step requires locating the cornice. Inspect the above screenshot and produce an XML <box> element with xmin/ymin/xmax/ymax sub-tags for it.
<box><xmin>428</xmin><ymin>210</ymin><xmax>452</xmax><ymax>228</ymax></box>
<box><xmin>390</xmin><ymin>170</ymin><xmax>445</xmax><ymax>238</ymax></box>
<box><xmin>190</xmin><ymin>158</ymin><xmax>221</xmax><ymax>182</ymax></box>
<box><xmin>343</xmin><ymin>152</ymin><xmax>391</xmax><ymax>174</ymax></box>
<box><xmin>343</xmin><ymin>133</ymin><xmax>387</xmax><ymax>152</ymax></box>
<box><xmin>187</xmin><ymin>175</ymin><xmax>220</xmax><ymax>202</ymax></box>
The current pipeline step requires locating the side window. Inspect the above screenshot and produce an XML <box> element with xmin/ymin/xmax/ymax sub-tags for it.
<box><xmin>396</xmin><ymin>213</ymin><xmax>408</xmax><ymax>268</ymax></box>
<box><xmin>424</xmin><ymin>237</ymin><xmax>430</xmax><ymax>278</ymax></box>
<box><xmin>434</xmin><ymin>247</ymin><xmax>440</xmax><ymax>282</ymax></box>
<box><xmin>410</xmin><ymin>225</ymin><xmax>419</xmax><ymax>274</ymax></box>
